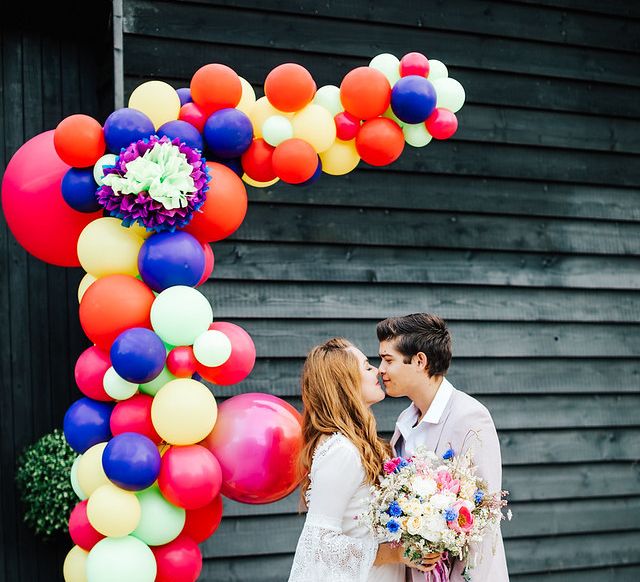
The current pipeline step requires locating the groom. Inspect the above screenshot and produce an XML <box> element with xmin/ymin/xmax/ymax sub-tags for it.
<box><xmin>377</xmin><ymin>313</ymin><xmax>509</xmax><ymax>582</ymax></box>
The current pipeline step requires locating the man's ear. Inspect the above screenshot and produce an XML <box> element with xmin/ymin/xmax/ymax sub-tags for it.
<box><xmin>414</xmin><ymin>352</ymin><xmax>428</xmax><ymax>371</ymax></box>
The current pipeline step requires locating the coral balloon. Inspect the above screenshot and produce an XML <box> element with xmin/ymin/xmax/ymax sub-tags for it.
<box><xmin>54</xmin><ymin>114</ymin><xmax>106</xmax><ymax>168</ymax></box>
<box><xmin>340</xmin><ymin>67</ymin><xmax>391</xmax><ymax>120</ymax></box>
<box><xmin>183</xmin><ymin>162</ymin><xmax>248</xmax><ymax>243</ymax></box>
<box><xmin>111</xmin><ymin>394</ymin><xmax>161</xmax><ymax>443</ymax></box>
<box><xmin>178</xmin><ymin>102</ymin><xmax>209</xmax><ymax>133</ymax></box>
<box><xmin>181</xmin><ymin>495</ymin><xmax>223</xmax><ymax>543</ymax></box>
<box><xmin>75</xmin><ymin>346</ymin><xmax>112</xmax><ymax>402</ymax></box>
<box><xmin>425</xmin><ymin>108</ymin><xmax>459</xmax><ymax>139</ymax></box>
<box><xmin>264</xmin><ymin>63</ymin><xmax>316</xmax><ymax>112</ymax></box>
<box><xmin>1</xmin><ymin>131</ymin><xmax>102</xmax><ymax>266</ymax></box>
<box><xmin>241</xmin><ymin>138</ymin><xmax>276</xmax><ymax>183</ymax></box>
<box><xmin>152</xmin><ymin>535</ymin><xmax>203</xmax><ymax>582</ymax></box>
<box><xmin>167</xmin><ymin>346</ymin><xmax>198</xmax><ymax>378</ymax></box>
<box><xmin>272</xmin><ymin>139</ymin><xmax>318</xmax><ymax>184</ymax></box>
<box><xmin>69</xmin><ymin>500</ymin><xmax>105</xmax><ymax>551</ymax></box>
<box><xmin>202</xmin><ymin>393</ymin><xmax>303</xmax><ymax>503</ymax></box>
<box><xmin>356</xmin><ymin>117</ymin><xmax>405</xmax><ymax>166</ymax></box>
<box><xmin>190</xmin><ymin>64</ymin><xmax>242</xmax><ymax>112</ymax></box>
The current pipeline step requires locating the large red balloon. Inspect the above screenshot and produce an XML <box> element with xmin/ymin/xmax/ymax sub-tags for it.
<box><xmin>110</xmin><ymin>394</ymin><xmax>161</xmax><ymax>444</ymax></box>
<box><xmin>152</xmin><ymin>535</ymin><xmax>203</xmax><ymax>582</ymax></box>
<box><xmin>196</xmin><ymin>322</ymin><xmax>256</xmax><ymax>385</ymax></box>
<box><xmin>181</xmin><ymin>495</ymin><xmax>223</xmax><ymax>543</ymax></box>
<box><xmin>1</xmin><ymin>130</ymin><xmax>102</xmax><ymax>266</ymax></box>
<box><xmin>68</xmin><ymin>500</ymin><xmax>105</xmax><ymax>551</ymax></box>
<box><xmin>272</xmin><ymin>139</ymin><xmax>318</xmax><ymax>184</ymax></box>
<box><xmin>356</xmin><ymin>117</ymin><xmax>405</xmax><ymax>166</ymax></box>
<box><xmin>202</xmin><ymin>393</ymin><xmax>303</xmax><ymax>504</ymax></box>
<box><xmin>74</xmin><ymin>346</ymin><xmax>112</xmax><ymax>401</ymax></box>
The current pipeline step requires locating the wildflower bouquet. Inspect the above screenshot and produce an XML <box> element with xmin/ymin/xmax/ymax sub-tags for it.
<box><xmin>363</xmin><ymin>446</ymin><xmax>509</xmax><ymax>581</ymax></box>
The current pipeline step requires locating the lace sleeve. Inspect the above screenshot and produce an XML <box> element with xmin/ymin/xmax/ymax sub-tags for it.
<box><xmin>288</xmin><ymin>435</ymin><xmax>377</xmax><ymax>582</ymax></box>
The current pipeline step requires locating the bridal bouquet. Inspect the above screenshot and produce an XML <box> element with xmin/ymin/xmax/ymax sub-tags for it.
<box><xmin>362</xmin><ymin>446</ymin><xmax>510</xmax><ymax>581</ymax></box>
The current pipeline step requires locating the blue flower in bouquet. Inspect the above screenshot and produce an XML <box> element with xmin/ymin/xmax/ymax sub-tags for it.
<box><xmin>387</xmin><ymin>501</ymin><xmax>403</xmax><ymax>517</ymax></box>
<box><xmin>386</xmin><ymin>519</ymin><xmax>400</xmax><ymax>533</ymax></box>
<box><xmin>474</xmin><ymin>490</ymin><xmax>484</xmax><ymax>504</ymax></box>
<box><xmin>444</xmin><ymin>507</ymin><xmax>458</xmax><ymax>523</ymax></box>
<box><xmin>442</xmin><ymin>448</ymin><xmax>455</xmax><ymax>460</ymax></box>
<box><xmin>397</xmin><ymin>459</ymin><xmax>409</xmax><ymax>470</ymax></box>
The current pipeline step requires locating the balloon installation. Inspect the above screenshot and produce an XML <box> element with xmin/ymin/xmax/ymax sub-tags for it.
<box><xmin>1</xmin><ymin>51</ymin><xmax>464</xmax><ymax>582</ymax></box>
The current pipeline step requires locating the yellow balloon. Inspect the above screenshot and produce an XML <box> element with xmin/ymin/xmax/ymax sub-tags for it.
<box><xmin>320</xmin><ymin>139</ymin><xmax>361</xmax><ymax>175</ymax></box>
<box><xmin>242</xmin><ymin>174</ymin><xmax>280</xmax><ymax>188</ymax></box>
<box><xmin>237</xmin><ymin>77</ymin><xmax>256</xmax><ymax>115</ymax></box>
<box><xmin>248</xmin><ymin>97</ymin><xmax>292</xmax><ymax>138</ymax></box>
<box><xmin>78</xmin><ymin>273</ymin><xmax>97</xmax><ymax>303</ymax></box>
<box><xmin>292</xmin><ymin>104</ymin><xmax>336</xmax><ymax>153</ymax></box>
<box><xmin>87</xmin><ymin>483</ymin><xmax>141</xmax><ymax>537</ymax></box>
<box><xmin>151</xmin><ymin>379</ymin><xmax>217</xmax><ymax>445</ymax></box>
<box><xmin>128</xmin><ymin>81</ymin><xmax>181</xmax><ymax>129</ymax></box>
<box><xmin>63</xmin><ymin>545</ymin><xmax>88</xmax><ymax>582</ymax></box>
<box><xmin>77</xmin><ymin>442</ymin><xmax>110</xmax><ymax>497</ymax></box>
<box><xmin>127</xmin><ymin>222</ymin><xmax>153</xmax><ymax>240</ymax></box>
<box><xmin>77</xmin><ymin>217</ymin><xmax>144</xmax><ymax>278</ymax></box>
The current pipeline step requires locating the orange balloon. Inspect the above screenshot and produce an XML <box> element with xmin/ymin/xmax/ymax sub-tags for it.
<box><xmin>241</xmin><ymin>138</ymin><xmax>276</xmax><ymax>183</ymax></box>
<box><xmin>184</xmin><ymin>162</ymin><xmax>248</xmax><ymax>242</ymax></box>
<box><xmin>54</xmin><ymin>115</ymin><xmax>106</xmax><ymax>168</ymax></box>
<box><xmin>355</xmin><ymin>117</ymin><xmax>405</xmax><ymax>166</ymax></box>
<box><xmin>272</xmin><ymin>139</ymin><xmax>318</xmax><ymax>184</ymax></box>
<box><xmin>79</xmin><ymin>274</ymin><xmax>155</xmax><ymax>351</ymax></box>
<box><xmin>264</xmin><ymin>63</ymin><xmax>316</xmax><ymax>112</ymax></box>
<box><xmin>340</xmin><ymin>67</ymin><xmax>391</xmax><ymax>120</ymax></box>
<box><xmin>190</xmin><ymin>64</ymin><xmax>242</xmax><ymax>113</ymax></box>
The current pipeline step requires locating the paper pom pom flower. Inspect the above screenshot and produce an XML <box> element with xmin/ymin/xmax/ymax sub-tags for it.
<box><xmin>97</xmin><ymin>135</ymin><xmax>209</xmax><ymax>232</ymax></box>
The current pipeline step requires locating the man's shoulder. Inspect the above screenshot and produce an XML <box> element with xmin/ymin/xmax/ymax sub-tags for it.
<box><xmin>449</xmin><ymin>388</ymin><xmax>493</xmax><ymax>424</ymax></box>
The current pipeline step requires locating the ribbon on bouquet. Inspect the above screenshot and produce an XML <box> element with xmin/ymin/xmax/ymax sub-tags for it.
<box><xmin>424</xmin><ymin>551</ymin><xmax>450</xmax><ymax>582</ymax></box>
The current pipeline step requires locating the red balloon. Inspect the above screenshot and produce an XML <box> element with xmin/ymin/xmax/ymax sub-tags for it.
<box><xmin>69</xmin><ymin>500</ymin><xmax>105</xmax><ymax>551</ymax></box>
<box><xmin>196</xmin><ymin>243</ymin><xmax>214</xmax><ymax>287</ymax></box>
<box><xmin>340</xmin><ymin>67</ymin><xmax>391</xmax><ymax>120</ymax></box>
<box><xmin>158</xmin><ymin>445</ymin><xmax>222</xmax><ymax>510</ymax></box>
<box><xmin>1</xmin><ymin>131</ymin><xmax>102</xmax><ymax>266</ymax></box>
<box><xmin>79</xmin><ymin>274</ymin><xmax>155</xmax><ymax>351</ymax></box>
<box><xmin>202</xmin><ymin>393</ymin><xmax>303</xmax><ymax>504</ymax></box>
<box><xmin>264</xmin><ymin>63</ymin><xmax>316</xmax><ymax>112</ymax></box>
<box><xmin>190</xmin><ymin>64</ymin><xmax>241</xmax><ymax>112</ymax></box>
<box><xmin>196</xmin><ymin>322</ymin><xmax>256</xmax><ymax>385</ymax></box>
<box><xmin>179</xmin><ymin>102</ymin><xmax>209</xmax><ymax>134</ymax></box>
<box><xmin>272</xmin><ymin>139</ymin><xmax>318</xmax><ymax>184</ymax></box>
<box><xmin>241</xmin><ymin>138</ymin><xmax>276</xmax><ymax>183</ymax></box>
<box><xmin>400</xmin><ymin>52</ymin><xmax>430</xmax><ymax>78</ymax></box>
<box><xmin>334</xmin><ymin>112</ymin><xmax>360</xmax><ymax>141</ymax></box>
<box><xmin>110</xmin><ymin>394</ymin><xmax>161</xmax><ymax>443</ymax></box>
<box><xmin>182</xmin><ymin>495</ymin><xmax>223</xmax><ymax>543</ymax></box>
<box><xmin>167</xmin><ymin>346</ymin><xmax>198</xmax><ymax>378</ymax></box>
<box><xmin>152</xmin><ymin>535</ymin><xmax>203</xmax><ymax>582</ymax></box>
<box><xmin>356</xmin><ymin>117</ymin><xmax>405</xmax><ymax>166</ymax></box>
<box><xmin>54</xmin><ymin>114</ymin><xmax>105</xmax><ymax>168</ymax></box>
<box><xmin>75</xmin><ymin>346</ymin><xmax>112</xmax><ymax>401</ymax></box>
<box><xmin>184</xmin><ymin>162</ymin><xmax>247</xmax><ymax>243</ymax></box>
<box><xmin>425</xmin><ymin>108</ymin><xmax>458</xmax><ymax>140</ymax></box>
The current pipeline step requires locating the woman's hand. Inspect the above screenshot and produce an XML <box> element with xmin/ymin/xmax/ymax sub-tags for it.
<box><xmin>399</xmin><ymin>549</ymin><xmax>442</xmax><ymax>572</ymax></box>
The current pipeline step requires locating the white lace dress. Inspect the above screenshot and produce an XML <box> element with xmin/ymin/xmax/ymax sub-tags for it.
<box><xmin>288</xmin><ymin>433</ymin><xmax>404</xmax><ymax>582</ymax></box>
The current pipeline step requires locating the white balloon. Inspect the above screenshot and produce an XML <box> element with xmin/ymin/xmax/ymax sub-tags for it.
<box><xmin>403</xmin><ymin>123</ymin><xmax>433</xmax><ymax>147</ymax></box>
<box><xmin>433</xmin><ymin>78</ymin><xmax>466</xmax><ymax>113</ymax></box>
<box><xmin>369</xmin><ymin>53</ymin><xmax>401</xmax><ymax>85</ymax></box>
<box><xmin>103</xmin><ymin>367</ymin><xmax>138</xmax><ymax>400</ymax></box>
<box><xmin>262</xmin><ymin>115</ymin><xmax>294</xmax><ymax>146</ymax></box>
<box><xmin>428</xmin><ymin>60</ymin><xmax>449</xmax><ymax>82</ymax></box>
<box><xmin>93</xmin><ymin>154</ymin><xmax>117</xmax><ymax>185</ymax></box>
<box><xmin>193</xmin><ymin>330</ymin><xmax>232</xmax><ymax>367</ymax></box>
<box><xmin>313</xmin><ymin>85</ymin><xmax>343</xmax><ymax>117</ymax></box>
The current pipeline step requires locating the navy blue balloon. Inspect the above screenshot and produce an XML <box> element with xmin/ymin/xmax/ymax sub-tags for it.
<box><xmin>391</xmin><ymin>76</ymin><xmax>437</xmax><ymax>124</ymax></box>
<box><xmin>61</xmin><ymin>167</ymin><xmax>101</xmax><ymax>212</ymax></box>
<box><xmin>204</xmin><ymin>108</ymin><xmax>253</xmax><ymax>158</ymax></box>
<box><xmin>177</xmin><ymin>87</ymin><xmax>192</xmax><ymax>106</ymax></box>
<box><xmin>63</xmin><ymin>398</ymin><xmax>114</xmax><ymax>454</ymax></box>
<box><xmin>138</xmin><ymin>231</ymin><xmax>206</xmax><ymax>292</ymax></box>
<box><xmin>102</xmin><ymin>432</ymin><xmax>161</xmax><ymax>491</ymax></box>
<box><xmin>110</xmin><ymin>327</ymin><xmax>166</xmax><ymax>384</ymax></box>
<box><xmin>207</xmin><ymin>154</ymin><xmax>243</xmax><ymax>177</ymax></box>
<box><xmin>157</xmin><ymin>120</ymin><xmax>203</xmax><ymax>151</ymax></box>
<box><xmin>103</xmin><ymin>108</ymin><xmax>155</xmax><ymax>153</ymax></box>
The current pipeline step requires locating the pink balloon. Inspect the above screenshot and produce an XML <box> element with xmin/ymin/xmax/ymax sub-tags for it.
<box><xmin>334</xmin><ymin>112</ymin><xmax>360</xmax><ymax>141</ymax></box>
<box><xmin>425</xmin><ymin>108</ymin><xmax>458</xmax><ymax>140</ymax></box>
<box><xmin>152</xmin><ymin>534</ymin><xmax>203</xmax><ymax>582</ymax></box>
<box><xmin>400</xmin><ymin>52</ymin><xmax>430</xmax><ymax>78</ymax></box>
<box><xmin>1</xmin><ymin>130</ymin><xmax>102</xmax><ymax>266</ymax></box>
<box><xmin>195</xmin><ymin>322</ymin><xmax>256</xmax><ymax>385</ymax></box>
<box><xmin>110</xmin><ymin>394</ymin><xmax>161</xmax><ymax>444</ymax></box>
<box><xmin>202</xmin><ymin>393</ymin><xmax>303</xmax><ymax>504</ymax></box>
<box><xmin>167</xmin><ymin>346</ymin><xmax>198</xmax><ymax>378</ymax></box>
<box><xmin>196</xmin><ymin>243</ymin><xmax>215</xmax><ymax>287</ymax></box>
<box><xmin>68</xmin><ymin>500</ymin><xmax>105</xmax><ymax>551</ymax></box>
<box><xmin>74</xmin><ymin>346</ymin><xmax>112</xmax><ymax>401</ymax></box>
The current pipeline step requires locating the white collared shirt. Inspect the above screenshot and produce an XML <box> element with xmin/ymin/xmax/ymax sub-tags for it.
<box><xmin>395</xmin><ymin>377</ymin><xmax>454</xmax><ymax>457</ymax></box>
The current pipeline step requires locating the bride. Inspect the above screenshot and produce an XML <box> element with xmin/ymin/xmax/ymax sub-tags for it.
<box><xmin>288</xmin><ymin>338</ymin><xmax>439</xmax><ymax>581</ymax></box>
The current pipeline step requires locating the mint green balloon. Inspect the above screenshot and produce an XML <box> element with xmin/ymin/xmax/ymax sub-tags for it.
<box><xmin>313</xmin><ymin>85</ymin><xmax>343</xmax><ymax>117</ymax></box>
<box><xmin>150</xmin><ymin>286</ymin><xmax>213</xmax><ymax>346</ymax></box>
<box><xmin>262</xmin><ymin>115</ymin><xmax>293</xmax><ymax>147</ymax></box>
<box><xmin>133</xmin><ymin>486</ymin><xmax>186</xmax><ymax>546</ymax></box>
<box><xmin>103</xmin><ymin>367</ymin><xmax>138</xmax><ymax>400</ymax></box>
<box><xmin>86</xmin><ymin>536</ymin><xmax>156</xmax><ymax>582</ymax></box>
<box><xmin>70</xmin><ymin>456</ymin><xmax>87</xmax><ymax>500</ymax></box>
<box><xmin>382</xmin><ymin>106</ymin><xmax>404</xmax><ymax>128</ymax></box>
<box><xmin>139</xmin><ymin>365</ymin><xmax>175</xmax><ymax>397</ymax></box>
<box><xmin>369</xmin><ymin>53</ymin><xmax>400</xmax><ymax>85</ymax></box>
<box><xmin>403</xmin><ymin>123</ymin><xmax>433</xmax><ymax>147</ymax></box>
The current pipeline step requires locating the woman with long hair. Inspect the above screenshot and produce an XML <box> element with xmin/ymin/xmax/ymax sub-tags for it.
<box><xmin>288</xmin><ymin>338</ymin><xmax>439</xmax><ymax>581</ymax></box>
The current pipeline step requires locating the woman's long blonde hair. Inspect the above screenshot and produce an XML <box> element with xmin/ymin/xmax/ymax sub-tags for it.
<box><xmin>299</xmin><ymin>338</ymin><xmax>391</xmax><ymax>504</ymax></box>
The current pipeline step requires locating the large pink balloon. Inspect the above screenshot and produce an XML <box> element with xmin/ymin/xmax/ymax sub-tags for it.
<box><xmin>1</xmin><ymin>130</ymin><xmax>102</xmax><ymax>266</ymax></box>
<box><xmin>202</xmin><ymin>393</ymin><xmax>303</xmax><ymax>504</ymax></box>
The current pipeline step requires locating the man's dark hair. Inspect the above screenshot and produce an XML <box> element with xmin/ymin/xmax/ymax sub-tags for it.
<box><xmin>376</xmin><ymin>313</ymin><xmax>452</xmax><ymax>376</ymax></box>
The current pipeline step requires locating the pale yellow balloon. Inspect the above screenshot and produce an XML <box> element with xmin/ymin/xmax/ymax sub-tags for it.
<box><xmin>87</xmin><ymin>483</ymin><xmax>141</xmax><ymax>537</ymax></box>
<box><xmin>236</xmin><ymin>77</ymin><xmax>257</xmax><ymax>115</ymax></box>
<box><xmin>77</xmin><ymin>442</ymin><xmax>110</xmax><ymax>497</ymax></box>
<box><xmin>127</xmin><ymin>222</ymin><xmax>153</xmax><ymax>240</ymax></box>
<box><xmin>242</xmin><ymin>174</ymin><xmax>280</xmax><ymax>188</ymax></box>
<box><xmin>63</xmin><ymin>545</ymin><xmax>88</xmax><ymax>582</ymax></box>
<box><xmin>248</xmin><ymin>97</ymin><xmax>292</xmax><ymax>138</ymax></box>
<box><xmin>320</xmin><ymin>139</ymin><xmax>361</xmax><ymax>175</ymax></box>
<box><xmin>128</xmin><ymin>80</ymin><xmax>181</xmax><ymax>129</ymax></box>
<box><xmin>78</xmin><ymin>273</ymin><xmax>97</xmax><ymax>303</ymax></box>
<box><xmin>292</xmin><ymin>104</ymin><xmax>337</xmax><ymax>153</ymax></box>
<box><xmin>151</xmin><ymin>379</ymin><xmax>218</xmax><ymax>445</ymax></box>
<box><xmin>77</xmin><ymin>217</ymin><xmax>144</xmax><ymax>278</ymax></box>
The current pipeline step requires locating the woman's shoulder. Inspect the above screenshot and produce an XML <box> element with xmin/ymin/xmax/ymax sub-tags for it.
<box><xmin>312</xmin><ymin>432</ymin><xmax>360</xmax><ymax>466</ymax></box>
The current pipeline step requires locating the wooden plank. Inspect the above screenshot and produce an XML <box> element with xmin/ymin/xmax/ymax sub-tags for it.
<box><xmin>513</xmin><ymin>565</ymin><xmax>640</xmax><ymax>582</ymax></box>
<box><xmin>201</xmin><ymin>555</ymin><xmax>295</xmax><ymax>582</ymax></box>
<box><xmin>507</xmin><ymin>0</ymin><xmax>640</xmax><ymax>20</ymax></box>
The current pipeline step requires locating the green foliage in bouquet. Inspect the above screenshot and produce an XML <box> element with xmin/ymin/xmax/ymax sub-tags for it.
<box><xmin>15</xmin><ymin>429</ymin><xmax>76</xmax><ymax>538</ymax></box>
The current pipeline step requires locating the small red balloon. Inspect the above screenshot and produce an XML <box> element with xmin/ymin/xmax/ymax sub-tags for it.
<box><xmin>110</xmin><ymin>394</ymin><xmax>161</xmax><ymax>444</ymax></box>
<box><xmin>340</xmin><ymin>67</ymin><xmax>391</xmax><ymax>120</ymax></box>
<box><xmin>356</xmin><ymin>117</ymin><xmax>405</xmax><ymax>166</ymax></box>
<box><xmin>425</xmin><ymin>108</ymin><xmax>458</xmax><ymax>139</ymax></box>
<box><xmin>272</xmin><ymin>139</ymin><xmax>318</xmax><ymax>184</ymax></box>
<box><xmin>191</xmin><ymin>64</ymin><xmax>242</xmax><ymax>112</ymax></box>
<box><xmin>69</xmin><ymin>500</ymin><xmax>105</xmax><ymax>551</ymax></box>
<box><xmin>167</xmin><ymin>346</ymin><xmax>198</xmax><ymax>378</ymax></box>
<box><xmin>334</xmin><ymin>112</ymin><xmax>360</xmax><ymax>141</ymax></box>
<box><xmin>179</xmin><ymin>102</ymin><xmax>209</xmax><ymax>133</ymax></box>
<box><xmin>264</xmin><ymin>63</ymin><xmax>316</xmax><ymax>113</ymax></box>
<box><xmin>152</xmin><ymin>534</ymin><xmax>203</xmax><ymax>582</ymax></box>
<box><xmin>241</xmin><ymin>138</ymin><xmax>276</xmax><ymax>183</ymax></box>
<box><xmin>182</xmin><ymin>495</ymin><xmax>223</xmax><ymax>543</ymax></box>
<box><xmin>54</xmin><ymin>114</ymin><xmax>105</xmax><ymax>168</ymax></box>
<box><xmin>196</xmin><ymin>243</ymin><xmax>215</xmax><ymax>287</ymax></box>
<box><xmin>75</xmin><ymin>346</ymin><xmax>112</xmax><ymax>401</ymax></box>
<box><xmin>400</xmin><ymin>52</ymin><xmax>430</xmax><ymax>78</ymax></box>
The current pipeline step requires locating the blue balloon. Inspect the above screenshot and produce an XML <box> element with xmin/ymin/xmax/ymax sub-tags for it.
<box><xmin>63</xmin><ymin>398</ymin><xmax>114</xmax><ymax>454</ymax></box>
<box><xmin>157</xmin><ymin>120</ymin><xmax>203</xmax><ymax>151</ymax></box>
<box><xmin>391</xmin><ymin>76</ymin><xmax>437</xmax><ymax>124</ymax></box>
<box><xmin>177</xmin><ymin>87</ymin><xmax>192</xmax><ymax>106</ymax></box>
<box><xmin>102</xmin><ymin>432</ymin><xmax>161</xmax><ymax>491</ymax></box>
<box><xmin>103</xmin><ymin>108</ymin><xmax>155</xmax><ymax>153</ymax></box>
<box><xmin>207</xmin><ymin>155</ymin><xmax>243</xmax><ymax>177</ymax></box>
<box><xmin>110</xmin><ymin>327</ymin><xmax>166</xmax><ymax>384</ymax></box>
<box><xmin>204</xmin><ymin>108</ymin><xmax>253</xmax><ymax>158</ymax></box>
<box><xmin>138</xmin><ymin>231</ymin><xmax>206</xmax><ymax>292</ymax></box>
<box><xmin>61</xmin><ymin>167</ymin><xmax>101</xmax><ymax>212</ymax></box>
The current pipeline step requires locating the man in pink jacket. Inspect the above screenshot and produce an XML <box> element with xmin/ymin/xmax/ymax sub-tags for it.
<box><xmin>377</xmin><ymin>313</ymin><xmax>509</xmax><ymax>582</ymax></box>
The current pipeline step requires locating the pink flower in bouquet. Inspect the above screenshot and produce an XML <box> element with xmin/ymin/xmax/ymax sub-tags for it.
<box><xmin>448</xmin><ymin>500</ymin><xmax>474</xmax><ymax>533</ymax></box>
<box><xmin>383</xmin><ymin>458</ymin><xmax>401</xmax><ymax>474</ymax></box>
<box><xmin>436</xmin><ymin>470</ymin><xmax>461</xmax><ymax>494</ymax></box>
